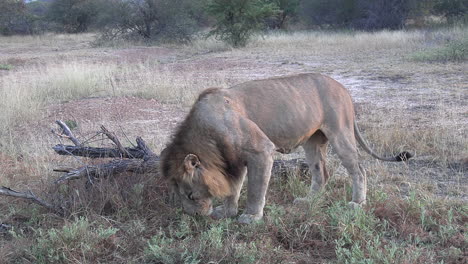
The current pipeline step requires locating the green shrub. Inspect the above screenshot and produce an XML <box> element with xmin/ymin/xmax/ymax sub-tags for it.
<box><xmin>412</xmin><ymin>37</ymin><xmax>468</xmax><ymax>62</ymax></box>
<box><xmin>206</xmin><ymin>0</ymin><xmax>279</xmax><ymax>47</ymax></box>
<box><xmin>95</xmin><ymin>0</ymin><xmax>201</xmax><ymax>43</ymax></box>
<box><xmin>0</xmin><ymin>64</ymin><xmax>13</xmax><ymax>70</ymax></box>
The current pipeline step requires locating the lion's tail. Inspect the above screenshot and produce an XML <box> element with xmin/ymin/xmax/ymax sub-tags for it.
<box><xmin>354</xmin><ymin>120</ymin><xmax>413</xmax><ymax>162</ymax></box>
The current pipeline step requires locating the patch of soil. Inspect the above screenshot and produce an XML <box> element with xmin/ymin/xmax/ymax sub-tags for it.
<box><xmin>112</xmin><ymin>47</ymin><xmax>181</xmax><ymax>64</ymax></box>
<box><xmin>43</xmin><ymin>97</ymin><xmax>188</xmax><ymax>151</ymax></box>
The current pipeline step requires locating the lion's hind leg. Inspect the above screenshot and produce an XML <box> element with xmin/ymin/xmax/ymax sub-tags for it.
<box><xmin>294</xmin><ymin>131</ymin><xmax>329</xmax><ymax>204</ymax></box>
<box><xmin>326</xmin><ymin>129</ymin><xmax>367</xmax><ymax>207</ymax></box>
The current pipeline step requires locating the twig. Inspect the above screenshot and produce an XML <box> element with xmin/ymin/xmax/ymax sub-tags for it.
<box><xmin>0</xmin><ymin>187</ymin><xmax>64</xmax><ymax>216</ymax></box>
<box><xmin>100</xmin><ymin>125</ymin><xmax>132</xmax><ymax>158</ymax></box>
<box><xmin>136</xmin><ymin>137</ymin><xmax>156</xmax><ymax>159</ymax></box>
<box><xmin>55</xmin><ymin>120</ymin><xmax>81</xmax><ymax>146</ymax></box>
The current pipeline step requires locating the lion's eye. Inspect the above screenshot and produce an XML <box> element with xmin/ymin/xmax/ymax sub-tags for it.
<box><xmin>187</xmin><ymin>192</ymin><xmax>195</xmax><ymax>201</ymax></box>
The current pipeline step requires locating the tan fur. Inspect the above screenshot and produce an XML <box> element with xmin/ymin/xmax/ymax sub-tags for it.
<box><xmin>202</xmin><ymin>168</ymin><xmax>232</xmax><ymax>197</ymax></box>
<box><xmin>160</xmin><ymin>73</ymin><xmax>412</xmax><ymax>222</ymax></box>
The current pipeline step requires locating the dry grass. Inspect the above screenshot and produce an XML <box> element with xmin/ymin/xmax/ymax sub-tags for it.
<box><xmin>249</xmin><ymin>30</ymin><xmax>425</xmax><ymax>53</ymax></box>
<box><xmin>0</xmin><ymin>26</ymin><xmax>467</xmax><ymax>263</ymax></box>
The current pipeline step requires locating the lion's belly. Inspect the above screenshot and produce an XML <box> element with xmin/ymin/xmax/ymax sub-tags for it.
<box><xmin>251</xmin><ymin>111</ymin><xmax>323</xmax><ymax>153</ymax></box>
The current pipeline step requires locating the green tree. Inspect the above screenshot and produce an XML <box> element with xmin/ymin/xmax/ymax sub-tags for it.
<box><xmin>300</xmin><ymin>0</ymin><xmax>422</xmax><ymax>30</ymax></box>
<box><xmin>207</xmin><ymin>0</ymin><xmax>279</xmax><ymax>47</ymax></box>
<box><xmin>26</xmin><ymin>0</ymin><xmax>53</xmax><ymax>34</ymax></box>
<box><xmin>353</xmin><ymin>0</ymin><xmax>416</xmax><ymax>30</ymax></box>
<box><xmin>433</xmin><ymin>0</ymin><xmax>467</xmax><ymax>23</ymax></box>
<box><xmin>300</xmin><ymin>0</ymin><xmax>358</xmax><ymax>28</ymax></box>
<box><xmin>47</xmin><ymin>0</ymin><xmax>98</xmax><ymax>33</ymax></box>
<box><xmin>0</xmin><ymin>0</ymin><xmax>28</xmax><ymax>35</ymax></box>
<box><xmin>95</xmin><ymin>0</ymin><xmax>201</xmax><ymax>42</ymax></box>
<box><xmin>0</xmin><ymin>0</ymin><xmax>53</xmax><ymax>35</ymax></box>
<box><xmin>267</xmin><ymin>0</ymin><xmax>300</xmax><ymax>29</ymax></box>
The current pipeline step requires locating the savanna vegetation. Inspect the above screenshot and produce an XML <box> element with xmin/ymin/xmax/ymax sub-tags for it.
<box><xmin>0</xmin><ymin>0</ymin><xmax>467</xmax><ymax>263</ymax></box>
<box><xmin>1</xmin><ymin>0</ymin><xmax>467</xmax><ymax>45</ymax></box>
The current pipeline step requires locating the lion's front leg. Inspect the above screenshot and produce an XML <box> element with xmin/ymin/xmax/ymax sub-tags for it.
<box><xmin>238</xmin><ymin>152</ymin><xmax>274</xmax><ymax>224</ymax></box>
<box><xmin>211</xmin><ymin>168</ymin><xmax>246</xmax><ymax>220</ymax></box>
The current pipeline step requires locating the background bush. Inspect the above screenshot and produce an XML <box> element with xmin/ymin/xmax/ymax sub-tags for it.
<box><xmin>95</xmin><ymin>0</ymin><xmax>203</xmax><ymax>43</ymax></box>
<box><xmin>207</xmin><ymin>0</ymin><xmax>279</xmax><ymax>47</ymax></box>
<box><xmin>0</xmin><ymin>0</ymin><xmax>467</xmax><ymax>45</ymax></box>
<box><xmin>47</xmin><ymin>0</ymin><xmax>98</xmax><ymax>33</ymax></box>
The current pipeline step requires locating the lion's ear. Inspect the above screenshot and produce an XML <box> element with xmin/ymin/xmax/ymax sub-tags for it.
<box><xmin>184</xmin><ymin>154</ymin><xmax>200</xmax><ymax>173</ymax></box>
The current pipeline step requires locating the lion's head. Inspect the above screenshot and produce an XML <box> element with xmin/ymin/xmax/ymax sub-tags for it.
<box><xmin>160</xmin><ymin>147</ymin><xmax>232</xmax><ymax>216</ymax></box>
<box><xmin>159</xmin><ymin>88</ymin><xmax>246</xmax><ymax>216</ymax></box>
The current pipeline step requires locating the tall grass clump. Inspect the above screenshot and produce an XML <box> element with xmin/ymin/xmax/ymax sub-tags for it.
<box><xmin>185</xmin><ymin>34</ymin><xmax>232</xmax><ymax>53</ymax></box>
<box><xmin>412</xmin><ymin>36</ymin><xmax>468</xmax><ymax>62</ymax></box>
<box><xmin>0</xmin><ymin>62</ymin><xmax>118</xmax><ymax>161</ymax></box>
<box><xmin>0</xmin><ymin>62</ymin><xmax>115</xmax><ymax>125</ymax></box>
<box><xmin>411</xmin><ymin>26</ymin><xmax>468</xmax><ymax>62</ymax></box>
<box><xmin>249</xmin><ymin>30</ymin><xmax>425</xmax><ymax>53</ymax></box>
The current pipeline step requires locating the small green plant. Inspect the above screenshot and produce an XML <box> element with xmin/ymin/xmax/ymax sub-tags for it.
<box><xmin>265</xmin><ymin>204</ymin><xmax>286</xmax><ymax>225</ymax></box>
<box><xmin>330</xmin><ymin>201</ymin><xmax>427</xmax><ymax>263</ymax></box>
<box><xmin>283</xmin><ymin>169</ymin><xmax>309</xmax><ymax>198</ymax></box>
<box><xmin>63</xmin><ymin>120</ymin><xmax>78</xmax><ymax>130</ymax></box>
<box><xmin>0</xmin><ymin>64</ymin><xmax>13</xmax><ymax>70</ymax></box>
<box><xmin>200</xmin><ymin>223</ymin><xmax>225</xmax><ymax>250</ymax></box>
<box><xmin>206</xmin><ymin>0</ymin><xmax>279</xmax><ymax>47</ymax></box>
<box><xmin>146</xmin><ymin>231</ymin><xmax>179</xmax><ymax>264</ymax></box>
<box><xmin>233</xmin><ymin>242</ymin><xmax>259</xmax><ymax>264</ymax></box>
<box><xmin>30</xmin><ymin>217</ymin><xmax>118</xmax><ymax>263</ymax></box>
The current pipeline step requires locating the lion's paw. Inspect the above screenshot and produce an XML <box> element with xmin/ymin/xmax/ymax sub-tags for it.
<box><xmin>237</xmin><ymin>213</ymin><xmax>263</xmax><ymax>224</ymax></box>
<box><xmin>348</xmin><ymin>200</ymin><xmax>366</xmax><ymax>210</ymax></box>
<box><xmin>210</xmin><ymin>205</ymin><xmax>237</xmax><ymax>220</ymax></box>
<box><xmin>293</xmin><ymin>197</ymin><xmax>312</xmax><ymax>205</ymax></box>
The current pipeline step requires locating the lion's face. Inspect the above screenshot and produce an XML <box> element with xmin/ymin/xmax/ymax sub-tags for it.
<box><xmin>163</xmin><ymin>153</ymin><xmax>214</xmax><ymax>216</ymax></box>
<box><xmin>174</xmin><ymin>179</ymin><xmax>213</xmax><ymax>216</ymax></box>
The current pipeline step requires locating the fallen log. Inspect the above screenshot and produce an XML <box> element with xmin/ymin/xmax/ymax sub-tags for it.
<box><xmin>52</xmin><ymin>144</ymin><xmax>147</xmax><ymax>159</ymax></box>
<box><xmin>54</xmin><ymin>157</ymin><xmax>160</xmax><ymax>184</ymax></box>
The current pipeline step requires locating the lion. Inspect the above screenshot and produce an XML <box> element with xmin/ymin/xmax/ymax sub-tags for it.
<box><xmin>160</xmin><ymin>73</ymin><xmax>412</xmax><ymax>224</ymax></box>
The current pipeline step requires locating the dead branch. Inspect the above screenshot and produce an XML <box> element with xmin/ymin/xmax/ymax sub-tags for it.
<box><xmin>100</xmin><ymin>125</ymin><xmax>132</xmax><ymax>158</ymax></box>
<box><xmin>136</xmin><ymin>136</ymin><xmax>156</xmax><ymax>158</ymax></box>
<box><xmin>54</xmin><ymin>158</ymin><xmax>159</xmax><ymax>184</ymax></box>
<box><xmin>51</xmin><ymin>122</ymin><xmax>160</xmax><ymax>184</ymax></box>
<box><xmin>0</xmin><ymin>186</ymin><xmax>64</xmax><ymax>216</ymax></box>
<box><xmin>52</xmin><ymin>144</ymin><xmax>147</xmax><ymax>159</ymax></box>
<box><xmin>54</xmin><ymin>120</ymin><xmax>81</xmax><ymax>146</ymax></box>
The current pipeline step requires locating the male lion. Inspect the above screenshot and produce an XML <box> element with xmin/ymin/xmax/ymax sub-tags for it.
<box><xmin>160</xmin><ymin>73</ymin><xmax>412</xmax><ymax>224</ymax></box>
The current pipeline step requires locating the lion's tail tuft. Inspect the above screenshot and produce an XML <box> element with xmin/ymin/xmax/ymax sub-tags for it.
<box><xmin>395</xmin><ymin>151</ymin><xmax>413</xmax><ymax>162</ymax></box>
<box><xmin>354</xmin><ymin>120</ymin><xmax>414</xmax><ymax>162</ymax></box>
